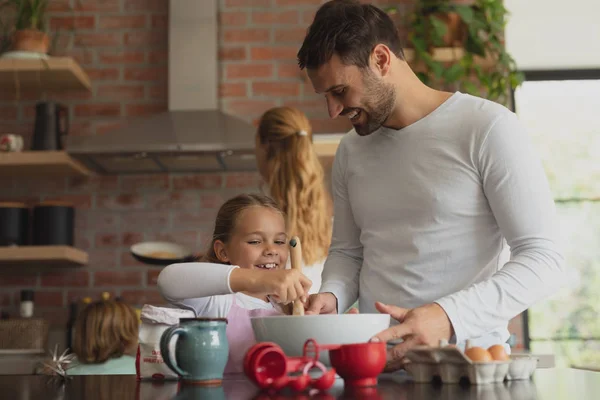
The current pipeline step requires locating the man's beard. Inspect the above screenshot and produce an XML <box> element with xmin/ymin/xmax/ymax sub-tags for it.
<box><xmin>351</xmin><ymin>73</ymin><xmax>396</xmax><ymax>136</ymax></box>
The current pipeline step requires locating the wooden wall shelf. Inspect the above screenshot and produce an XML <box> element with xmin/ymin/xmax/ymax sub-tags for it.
<box><xmin>0</xmin><ymin>151</ymin><xmax>93</xmax><ymax>178</ymax></box>
<box><xmin>404</xmin><ymin>46</ymin><xmax>493</xmax><ymax>68</ymax></box>
<box><xmin>404</xmin><ymin>47</ymin><xmax>466</xmax><ymax>63</ymax></box>
<box><xmin>0</xmin><ymin>56</ymin><xmax>92</xmax><ymax>92</ymax></box>
<box><xmin>0</xmin><ymin>246</ymin><xmax>88</xmax><ymax>267</ymax></box>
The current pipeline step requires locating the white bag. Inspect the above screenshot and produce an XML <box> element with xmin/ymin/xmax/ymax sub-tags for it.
<box><xmin>135</xmin><ymin>304</ymin><xmax>195</xmax><ymax>381</ymax></box>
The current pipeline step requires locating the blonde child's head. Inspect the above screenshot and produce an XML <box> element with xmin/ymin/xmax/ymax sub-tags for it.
<box><xmin>255</xmin><ymin>106</ymin><xmax>332</xmax><ymax>266</ymax></box>
<box><xmin>73</xmin><ymin>299</ymin><xmax>139</xmax><ymax>364</ymax></box>
<box><xmin>203</xmin><ymin>193</ymin><xmax>289</xmax><ymax>271</ymax></box>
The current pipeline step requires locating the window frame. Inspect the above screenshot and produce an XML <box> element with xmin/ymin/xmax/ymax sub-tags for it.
<box><xmin>510</xmin><ymin>68</ymin><xmax>600</xmax><ymax>350</ymax></box>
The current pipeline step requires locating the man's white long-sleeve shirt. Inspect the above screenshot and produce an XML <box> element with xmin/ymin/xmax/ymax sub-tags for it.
<box><xmin>320</xmin><ymin>92</ymin><xmax>566</xmax><ymax>349</ymax></box>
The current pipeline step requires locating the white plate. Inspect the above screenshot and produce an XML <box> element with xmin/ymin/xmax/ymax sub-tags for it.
<box><xmin>1</xmin><ymin>51</ymin><xmax>49</xmax><ymax>60</ymax></box>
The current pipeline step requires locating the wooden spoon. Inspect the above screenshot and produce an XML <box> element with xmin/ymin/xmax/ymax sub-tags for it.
<box><xmin>289</xmin><ymin>236</ymin><xmax>305</xmax><ymax>316</ymax></box>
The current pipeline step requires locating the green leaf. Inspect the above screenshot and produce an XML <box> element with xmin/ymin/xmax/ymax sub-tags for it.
<box><xmin>443</xmin><ymin>63</ymin><xmax>465</xmax><ymax>82</ymax></box>
<box><xmin>474</xmin><ymin>64</ymin><xmax>484</xmax><ymax>76</ymax></box>
<box><xmin>421</xmin><ymin>52</ymin><xmax>434</xmax><ymax>64</ymax></box>
<box><xmin>490</xmin><ymin>20</ymin><xmax>504</xmax><ymax>32</ymax></box>
<box><xmin>429</xmin><ymin>15</ymin><xmax>447</xmax><ymax>44</ymax></box>
<box><xmin>510</xmin><ymin>72</ymin><xmax>525</xmax><ymax>89</ymax></box>
<box><xmin>462</xmin><ymin>81</ymin><xmax>479</xmax><ymax>95</ymax></box>
<box><xmin>411</xmin><ymin>36</ymin><xmax>428</xmax><ymax>54</ymax></box>
<box><xmin>384</xmin><ymin>6</ymin><xmax>398</xmax><ymax>15</ymax></box>
<box><xmin>429</xmin><ymin>61</ymin><xmax>445</xmax><ymax>78</ymax></box>
<box><xmin>454</xmin><ymin>6</ymin><xmax>474</xmax><ymax>24</ymax></box>
<box><xmin>416</xmin><ymin>71</ymin><xmax>430</xmax><ymax>85</ymax></box>
<box><xmin>465</xmin><ymin>33</ymin><xmax>486</xmax><ymax>57</ymax></box>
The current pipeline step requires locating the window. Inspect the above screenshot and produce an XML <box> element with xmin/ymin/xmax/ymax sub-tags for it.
<box><xmin>512</xmin><ymin>70</ymin><xmax>600</xmax><ymax>368</ymax></box>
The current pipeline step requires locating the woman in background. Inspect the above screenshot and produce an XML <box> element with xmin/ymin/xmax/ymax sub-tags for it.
<box><xmin>67</xmin><ymin>299</ymin><xmax>138</xmax><ymax>375</ymax></box>
<box><xmin>255</xmin><ymin>106</ymin><xmax>332</xmax><ymax>293</ymax></box>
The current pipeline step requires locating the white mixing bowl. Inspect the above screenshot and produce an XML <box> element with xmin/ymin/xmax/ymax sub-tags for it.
<box><xmin>250</xmin><ymin>313</ymin><xmax>391</xmax><ymax>366</ymax></box>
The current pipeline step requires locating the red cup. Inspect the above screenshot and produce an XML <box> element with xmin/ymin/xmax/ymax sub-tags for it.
<box><xmin>244</xmin><ymin>342</ymin><xmax>287</xmax><ymax>387</ymax></box>
<box><xmin>328</xmin><ymin>342</ymin><xmax>387</xmax><ymax>387</ymax></box>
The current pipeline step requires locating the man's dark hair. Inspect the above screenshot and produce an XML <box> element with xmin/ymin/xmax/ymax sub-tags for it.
<box><xmin>297</xmin><ymin>0</ymin><xmax>405</xmax><ymax>70</ymax></box>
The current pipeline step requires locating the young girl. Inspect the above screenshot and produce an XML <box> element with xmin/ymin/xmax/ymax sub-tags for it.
<box><xmin>157</xmin><ymin>193</ymin><xmax>312</xmax><ymax>374</ymax></box>
<box><xmin>68</xmin><ymin>299</ymin><xmax>138</xmax><ymax>375</ymax></box>
<box><xmin>255</xmin><ymin>106</ymin><xmax>332</xmax><ymax>293</ymax></box>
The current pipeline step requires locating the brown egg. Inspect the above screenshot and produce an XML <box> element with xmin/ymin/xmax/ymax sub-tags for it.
<box><xmin>464</xmin><ymin>346</ymin><xmax>493</xmax><ymax>362</ymax></box>
<box><xmin>488</xmin><ymin>344</ymin><xmax>509</xmax><ymax>361</ymax></box>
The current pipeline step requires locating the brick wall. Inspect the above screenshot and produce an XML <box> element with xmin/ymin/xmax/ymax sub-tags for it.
<box><xmin>0</xmin><ymin>0</ymin><xmax>525</xmax><ymax>350</ymax></box>
<box><xmin>0</xmin><ymin>172</ymin><xmax>262</xmax><ymax>333</ymax></box>
<box><xmin>217</xmin><ymin>0</ymin><xmax>415</xmax><ymax>130</ymax></box>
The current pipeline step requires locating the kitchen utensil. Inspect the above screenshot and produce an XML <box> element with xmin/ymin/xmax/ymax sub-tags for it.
<box><xmin>289</xmin><ymin>236</ymin><xmax>304</xmax><ymax>316</ymax></box>
<box><xmin>251</xmin><ymin>313</ymin><xmax>390</xmax><ymax>366</ymax></box>
<box><xmin>327</xmin><ymin>341</ymin><xmax>387</xmax><ymax>387</ymax></box>
<box><xmin>244</xmin><ymin>339</ymin><xmax>336</xmax><ymax>392</ymax></box>
<box><xmin>244</xmin><ymin>338</ymin><xmax>386</xmax><ymax>392</ymax></box>
<box><xmin>32</xmin><ymin>201</ymin><xmax>74</xmax><ymax>246</ymax></box>
<box><xmin>0</xmin><ymin>202</ymin><xmax>30</xmax><ymax>246</ymax></box>
<box><xmin>159</xmin><ymin>318</ymin><xmax>229</xmax><ymax>386</ymax></box>
<box><xmin>31</xmin><ymin>101</ymin><xmax>68</xmax><ymax>151</ymax></box>
<box><xmin>130</xmin><ymin>241</ymin><xmax>201</xmax><ymax>266</ymax></box>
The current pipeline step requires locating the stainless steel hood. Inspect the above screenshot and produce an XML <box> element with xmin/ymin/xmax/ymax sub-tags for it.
<box><xmin>66</xmin><ymin>0</ymin><xmax>259</xmax><ymax>174</ymax></box>
<box><xmin>65</xmin><ymin>110</ymin><xmax>258</xmax><ymax>174</ymax></box>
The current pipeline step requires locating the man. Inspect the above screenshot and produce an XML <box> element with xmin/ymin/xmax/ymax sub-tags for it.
<box><xmin>298</xmin><ymin>0</ymin><xmax>566</xmax><ymax>369</ymax></box>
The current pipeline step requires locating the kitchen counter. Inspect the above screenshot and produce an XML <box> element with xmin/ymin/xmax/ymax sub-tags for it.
<box><xmin>0</xmin><ymin>368</ymin><xmax>598</xmax><ymax>399</ymax></box>
<box><xmin>0</xmin><ymin>352</ymin><xmax>46</xmax><ymax>375</ymax></box>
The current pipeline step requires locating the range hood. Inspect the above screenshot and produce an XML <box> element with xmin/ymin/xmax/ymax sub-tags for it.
<box><xmin>66</xmin><ymin>0</ymin><xmax>260</xmax><ymax>174</ymax></box>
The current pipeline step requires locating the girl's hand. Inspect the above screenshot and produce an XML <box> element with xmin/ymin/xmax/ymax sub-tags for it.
<box><xmin>263</xmin><ymin>269</ymin><xmax>313</xmax><ymax>304</ymax></box>
<box><xmin>230</xmin><ymin>268</ymin><xmax>312</xmax><ymax>303</ymax></box>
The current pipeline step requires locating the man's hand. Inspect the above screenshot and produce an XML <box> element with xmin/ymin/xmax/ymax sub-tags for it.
<box><xmin>370</xmin><ymin>301</ymin><xmax>454</xmax><ymax>371</ymax></box>
<box><xmin>304</xmin><ymin>293</ymin><xmax>338</xmax><ymax>315</ymax></box>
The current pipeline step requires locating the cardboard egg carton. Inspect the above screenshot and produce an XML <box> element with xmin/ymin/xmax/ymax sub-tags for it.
<box><xmin>404</xmin><ymin>344</ymin><xmax>538</xmax><ymax>385</ymax></box>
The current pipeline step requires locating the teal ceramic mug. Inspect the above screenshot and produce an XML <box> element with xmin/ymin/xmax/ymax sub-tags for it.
<box><xmin>160</xmin><ymin>318</ymin><xmax>229</xmax><ymax>385</ymax></box>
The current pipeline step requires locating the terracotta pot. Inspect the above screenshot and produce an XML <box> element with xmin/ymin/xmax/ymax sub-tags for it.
<box><xmin>432</xmin><ymin>12</ymin><xmax>467</xmax><ymax>47</ymax></box>
<box><xmin>11</xmin><ymin>29</ymin><xmax>50</xmax><ymax>54</ymax></box>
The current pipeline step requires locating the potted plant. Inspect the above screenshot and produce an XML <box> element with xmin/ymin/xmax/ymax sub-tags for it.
<box><xmin>0</xmin><ymin>0</ymin><xmax>50</xmax><ymax>55</ymax></box>
<box><xmin>389</xmin><ymin>0</ymin><xmax>524</xmax><ymax>107</ymax></box>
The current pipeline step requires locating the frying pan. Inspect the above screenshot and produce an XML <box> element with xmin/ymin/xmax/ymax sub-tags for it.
<box><xmin>130</xmin><ymin>241</ymin><xmax>201</xmax><ymax>266</ymax></box>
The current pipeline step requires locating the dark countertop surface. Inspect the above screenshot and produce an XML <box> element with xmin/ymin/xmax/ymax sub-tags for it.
<box><xmin>1</xmin><ymin>368</ymin><xmax>599</xmax><ymax>399</ymax></box>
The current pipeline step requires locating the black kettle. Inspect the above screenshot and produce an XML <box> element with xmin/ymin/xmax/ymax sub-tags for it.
<box><xmin>31</xmin><ymin>101</ymin><xmax>69</xmax><ymax>151</ymax></box>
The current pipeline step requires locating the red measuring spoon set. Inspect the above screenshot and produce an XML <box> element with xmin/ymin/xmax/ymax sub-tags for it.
<box><xmin>244</xmin><ymin>338</ymin><xmax>387</xmax><ymax>393</ymax></box>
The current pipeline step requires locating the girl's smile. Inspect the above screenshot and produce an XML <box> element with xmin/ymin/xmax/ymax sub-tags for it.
<box><xmin>214</xmin><ymin>206</ymin><xmax>289</xmax><ymax>271</ymax></box>
<box><xmin>255</xmin><ymin>263</ymin><xmax>278</xmax><ymax>270</ymax></box>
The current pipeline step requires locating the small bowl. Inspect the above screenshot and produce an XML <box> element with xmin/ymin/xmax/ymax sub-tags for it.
<box><xmin>130</xmin><ymin>241</ymin><xmax>199</xmax><ymax>266</ymax></box>
<box><xmin>244</xmin><ymin>342</ymin><xmax>287</xmax><ymax>387</ymax></box>
<box><xmin>329</xmin><ymin>342</ymin><xmax>387</xmax><ymax>387</ymax></box>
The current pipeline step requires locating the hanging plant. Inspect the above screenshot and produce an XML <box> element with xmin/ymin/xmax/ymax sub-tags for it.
<box><xmin>389</xmin><ymin>0</ymin><xmax>524</xmax><ymax>106</ymax></box>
